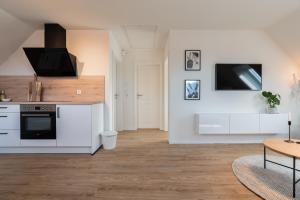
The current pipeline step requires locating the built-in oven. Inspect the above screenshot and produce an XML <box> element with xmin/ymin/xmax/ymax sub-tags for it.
<box><xmin>20</xmin><ymin>104</ymin><xmax>56</xmax><ymax>139</ymax></box>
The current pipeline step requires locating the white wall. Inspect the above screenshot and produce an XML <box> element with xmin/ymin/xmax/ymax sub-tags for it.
<box><xmin>0</xmin><ymin>29</ymin><xmax>118</xmax><ymax>131</ymax></box>
<box><xmin>266</xmin><ymin>8</ymin><xmax>300</xmax><ymax>66</ymax></box>
<box><xmin>120</xmin><ymin>49</ymin><xmax>164</xmax><ymax>130</ymax></box>
<box><xmin>0</xmin><ymin>8</ymin><xmax>34</xmax><ymax>65</ymax></box>
<box><xmin>68</xmin><ymin>30</ymin><xmax>116</xmax><ymax>131</ymax></box>
<box><xmin>0</xmin><ymin>30</ymin><xmax>110</xmax><ymax>76</ymax></box>
<box><xmin>168</xmin><ymin>30</ymin><xmax>300</xmax><ymax>144</ymax></box>
<box><xmin>67</xmin><ymin>30</ymin><xmax>109</xmax><ymax>76</ymax></box>
<box><xmin>0</xmin><ymin>30</ymin><xmax>42</xmax><ymax>75</ymax></box>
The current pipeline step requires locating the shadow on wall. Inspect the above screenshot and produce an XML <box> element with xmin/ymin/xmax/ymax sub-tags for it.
<box><xmin>291</xmin><ymin>74</ymin><xmax>300</xmax><ymax>101</ymax></box>
<box><xmin>254</xmin><ymin>93</ymin><xmax>266</xmax><ymax>113</ymax></box>
<box><xmin>288</xmin><ymin>74</ymin><xmax>300</xmax><ymax>139</ymax></box>
<box><xmin>77</xmin><ymin>60</ymin><xmax>85</xmax><ymax>75</ymax></box>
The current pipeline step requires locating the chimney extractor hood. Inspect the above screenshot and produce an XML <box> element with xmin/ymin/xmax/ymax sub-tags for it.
<box><xmin>23</xmin><ymin>24</ymin><xmax>77</xmax><ymax>77</ymax></box>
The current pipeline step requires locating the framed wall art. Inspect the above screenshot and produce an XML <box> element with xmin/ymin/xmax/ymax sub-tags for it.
<box><xmin>185</xmin><ymin>80</ymin><xmax>200</xmax><ymax>100</ymax></box>
<box><xmin>185</xmin><ymin>50</ymin><xmax>201</xmax><ymax>71</ymax></box>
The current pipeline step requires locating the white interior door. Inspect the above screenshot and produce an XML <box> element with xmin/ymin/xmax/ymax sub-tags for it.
<box><xmin>137</xmin><ymin>64</ymin><xmax>161</xmax><ymax>129</ymax></box>
<box><xmin>112</xmin><ymin>55</ymin><xmax>119</xmax><ymax>131</ymax></box>
<box><xmin>112</xmin><ymin>55</ymin><xmax>117</xmax><ymax>131</ymax></box>
<box><xmin>115</xmin><ymin>62</ymin><xmax>123</xmax><ymax>131</ymax></box>
<box><xmin>112</xmin><ymin>54</ymin><xmax>123</xmax><ymax>131</ymax></box>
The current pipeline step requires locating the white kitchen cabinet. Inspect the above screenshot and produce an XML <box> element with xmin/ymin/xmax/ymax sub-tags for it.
<box><xmin>230</xmin><ymin>114</ymin><xmax>260</xmax><ymax>134</ymax></box>
<box><xmin>260</xmin><ymin>114</ymin><xmax>288</xmax><ymax>134</ymax></box>
<box><xmin>56</xmin><ymin>105</ymin><xmax>92</xmax><ymax>147</ymax></box>
<box><xmin>0</xmin><ymin>130</ymin><xmax>20</xmax><ymax>147</ymax></box>
<box><xmin>0</xmin><ymin>105</ymin><xmax>20</xmax><ymax>113</ymax></box>
<box><xmin>91</xmin><ymin>104</ymin><xmax>104</xmax><ymax>153</ymax></box>
<box><xmin>0</xmin><ymin>103</ymin><xmax>103</xmax><ymax>153</ymax></box>
<box><xmin>0</xmin><ymin>113</ymin><xmax>20</xmax><ymax>130</ymax></box>
<box><xmin>0</xmin><ymin>105</ymin><xmax>20</xmax><ymax>147</ymax></box>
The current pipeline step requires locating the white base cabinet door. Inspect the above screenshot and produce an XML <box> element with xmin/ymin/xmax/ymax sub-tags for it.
<box><xmin>0</xmin><ymin>113</ymin><xmax>20</xmax><ymax>130</ymax></box>
<box><xmin>230</xmin><ymin>114</ymin><xmax>260</xmax><ymax>134</ymax></box>
<box><xmin>0</xmin><ymin>130</ymin><xmax>20</xmax><ymax>146</ymax></box>
<box><xmin>260</xmin><ymin>114</ymin><xmax>288</xmax><ymax>134</ymax></box>
<box><xmin>56</xmin><ymin>105</ymin><xmax>92</xmax><ymax>147</ymax></box>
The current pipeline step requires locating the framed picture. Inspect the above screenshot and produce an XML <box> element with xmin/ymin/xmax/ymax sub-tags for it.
<box><xmin>185</xmin><ymin>50</ymin><xmax>201</xmax><ymax>71</ymax></box>
<box><xmin>185</xmin><ymin>80</ymin><xmax>200</xmax><ymax>100</ymax></box>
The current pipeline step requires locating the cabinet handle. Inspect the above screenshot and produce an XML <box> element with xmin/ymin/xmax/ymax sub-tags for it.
<box><xmin>0</xmin><ymin>133</ymin><xmax>8</xmax><ymax>135</ymax></box>
<box><xmin>0</xmin><ymin>107</ymin><xmax>8</xmax><ymax>109</ymax></box>
<box><xmin>57</xmin><ymin>107</ymin><xmax>60</xmax><ymax>118</ymax></box>
<box><xmin>0</xmin><ymin>116</ymin><xmax>8</xmax><ymax>118</ymax></box>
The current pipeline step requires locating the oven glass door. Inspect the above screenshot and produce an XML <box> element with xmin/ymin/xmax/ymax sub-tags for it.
<box><xmin>21</xmin><ymin>112</ymin><xmax>56</xmax><ymax>139</ymax></box>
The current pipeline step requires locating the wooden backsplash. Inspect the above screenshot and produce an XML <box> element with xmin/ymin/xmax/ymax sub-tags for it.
<box><xmin>0</xmin><ymin>76</ymin><xmax>105</xmax><ymax>102</ymax></box>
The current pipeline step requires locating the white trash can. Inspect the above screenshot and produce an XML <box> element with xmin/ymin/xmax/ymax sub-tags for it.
<box><xmin>101</xmin><ymin>131</ymin><xmax>118</xmax><ymax>150</ymax></box>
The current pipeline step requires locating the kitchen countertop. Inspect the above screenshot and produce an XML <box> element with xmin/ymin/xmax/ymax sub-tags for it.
<box><xmin>0</xmin><ymin>101</ymin><xmax>103</xmax><ymax>105</ymax></box>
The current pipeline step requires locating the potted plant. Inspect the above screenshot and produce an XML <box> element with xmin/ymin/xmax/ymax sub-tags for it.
<box><xmin>262</xmin><ymin>91</ymin><xmax>281</xmax><ymax>114</ymax></box>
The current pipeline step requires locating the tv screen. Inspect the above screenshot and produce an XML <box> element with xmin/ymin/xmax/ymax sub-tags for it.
<box><xmin>215</xmin><ymin>64</ymin><xmax>262</xmax><ymax>90</ymax></box>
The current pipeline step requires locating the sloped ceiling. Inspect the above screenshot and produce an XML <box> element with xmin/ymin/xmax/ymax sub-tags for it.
<box><xmin>0</xmin><ymin>0</ymin><xmax>299</xmax><ymax>29</ymax></box>
<box><xmin>0</xmin><ymin>8</ymin><xmax>35</xmax><ymax>65</ymax></box>
<box><xmin>1</xmin><ymin>0</ymin><xmax>300</xmax><ymax>51</ymax></box>
<box><xmin>266</xmin><ymin>8</ymin><xmax>300</xmax><ymax>65</ymax></box>
<box><xmin>1</xmin><ymin>0</ymin><xmax>300</xmax><ymax>63</ymax></box>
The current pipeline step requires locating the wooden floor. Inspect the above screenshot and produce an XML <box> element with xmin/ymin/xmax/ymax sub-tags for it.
<box><xmin>0</xmin><ymin>129</ymin><xmax>262</xmax><ymax>200</ymax></box>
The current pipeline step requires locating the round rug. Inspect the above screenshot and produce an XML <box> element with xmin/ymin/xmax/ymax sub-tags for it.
<box><xmin>232</xmin><ymin>155</ymin><xmax>300</xmax><ymax>200</ymax></box>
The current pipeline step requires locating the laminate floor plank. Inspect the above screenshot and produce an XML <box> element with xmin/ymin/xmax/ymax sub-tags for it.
<box><xmin>0</xmin><ymin>129</ymin><xmax>261</xmax><ymax>200</ymax></box>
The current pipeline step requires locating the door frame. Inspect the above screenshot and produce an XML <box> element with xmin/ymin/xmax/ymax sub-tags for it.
<box><xmin>112</xmin><ymin>53</ymin><xmax>117</xmax><ymax>131</ymax></box>
<box><xmin>134</xmin><ymin>62</ymin><xmax>163</xmax><ymax>130</ymax></box>
<box><xmin>112</xmin><ymin>56</ymin><xmax>124</xmax><ymax>132</ymax></box>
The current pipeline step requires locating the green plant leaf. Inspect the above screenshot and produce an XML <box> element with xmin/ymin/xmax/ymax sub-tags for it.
<box><xmin>262</xmin><ymin>91</ymin><xmax>281</xmax><ymax>108</ymax></box>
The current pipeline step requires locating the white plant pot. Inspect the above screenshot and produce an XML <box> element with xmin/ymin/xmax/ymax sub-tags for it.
<box><xmin>266</xmin><ymin>107</ymin><xmax>279</xmax><ymax>114</ymax></box>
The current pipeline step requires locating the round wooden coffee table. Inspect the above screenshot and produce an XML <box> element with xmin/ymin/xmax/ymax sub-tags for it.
<box><xmin>264</xmin><ymin>139</ymin><xmax>300</xmax><ymax>198</ymax></box>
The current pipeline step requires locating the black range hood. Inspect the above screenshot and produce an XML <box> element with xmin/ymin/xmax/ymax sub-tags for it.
<box><xmin>23</xmin><ymin>24</ymin><xmax>77</xmax><ymax>77</ymax></box>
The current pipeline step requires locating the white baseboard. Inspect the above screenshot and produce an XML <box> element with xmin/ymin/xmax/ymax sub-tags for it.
<box><xmin>169</xmin><ymin>134</ymin><xmax>285</xmax><ymax>144</ymax></box>
<box><xmin>0</xmin><ymin>147</ymin><xmax>93</xmax><ymax>154</ymax></box>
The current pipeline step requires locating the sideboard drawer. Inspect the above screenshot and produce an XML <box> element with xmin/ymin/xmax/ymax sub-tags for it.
<box><xmin>260</xmin><ymin>114</ymin><xmax>288</xmax><ymax>134</ymax></box>
<box><xmin>0</xmin><ymin>113</ymin><xmax>20</xmax><ymax>130</ymax></box>
<box><xmin>0</xmin><ymin>105</ymin><xmax>20</xmax><ymax>113</ymax></box>
<box><xmin>196</xmin><ymin>113</ymin><xmax>230</xmax><ymax>134</ymax></box>
<box><xmin>0</xmin><ymin>130</ymin><xmax>20</xmax><ymax>147</ymax></box>
<box><xmin>230</xmin><ymin>114</ymin><xmax>260</xmax><ymax>134</ymax></box>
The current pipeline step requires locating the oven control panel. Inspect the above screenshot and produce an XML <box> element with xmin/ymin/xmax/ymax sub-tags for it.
<box><xmin>21</xmin><ymin>104</ymin><xmax>56</xmax><ymax>112</ymax></box>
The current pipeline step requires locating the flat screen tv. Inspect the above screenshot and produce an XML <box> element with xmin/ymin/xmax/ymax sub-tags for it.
<box><xmin>215</xmin><ymin>64</ymin><xmax>262</xmax><ymax>90</ymax></box>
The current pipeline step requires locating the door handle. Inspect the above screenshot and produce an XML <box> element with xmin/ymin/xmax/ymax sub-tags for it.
<box><xmin>137</xmin><ymin>94</ymin><xmax>143</xmax><ymax>97</ymax></box>
<box><xmin>57</xmin><ymin>107</ymin><xmax>60</xmax><ymax>118</ymax></box>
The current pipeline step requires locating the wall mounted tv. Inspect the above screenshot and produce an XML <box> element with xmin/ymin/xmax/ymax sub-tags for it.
<box><xmin>215</xmin><ymin>64</ymin><xmax>262</xmax><ymax>91</ymax></box>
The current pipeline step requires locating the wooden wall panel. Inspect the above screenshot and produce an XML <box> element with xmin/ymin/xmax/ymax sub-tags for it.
<box><xmin>0</xmin><ymin>76</ymin><xmax>32</xmax><ymax>102</ymax></box>
<box><xmin>0</xmin><ymin>76</ymin><xmax>105</xmax><ymax>102</ymax></box>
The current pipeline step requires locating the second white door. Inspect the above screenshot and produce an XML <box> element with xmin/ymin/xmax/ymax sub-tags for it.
<box><xmin>137</xmin><ymin>64</ymin><xmax>161</xmax><ymax>129</ymax></box>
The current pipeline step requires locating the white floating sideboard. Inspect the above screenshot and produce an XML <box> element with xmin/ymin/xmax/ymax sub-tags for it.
<box><xmin>195</xmin><ymin>113</ymin><xmax>288</xmax><ymax>135</ymax></box>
